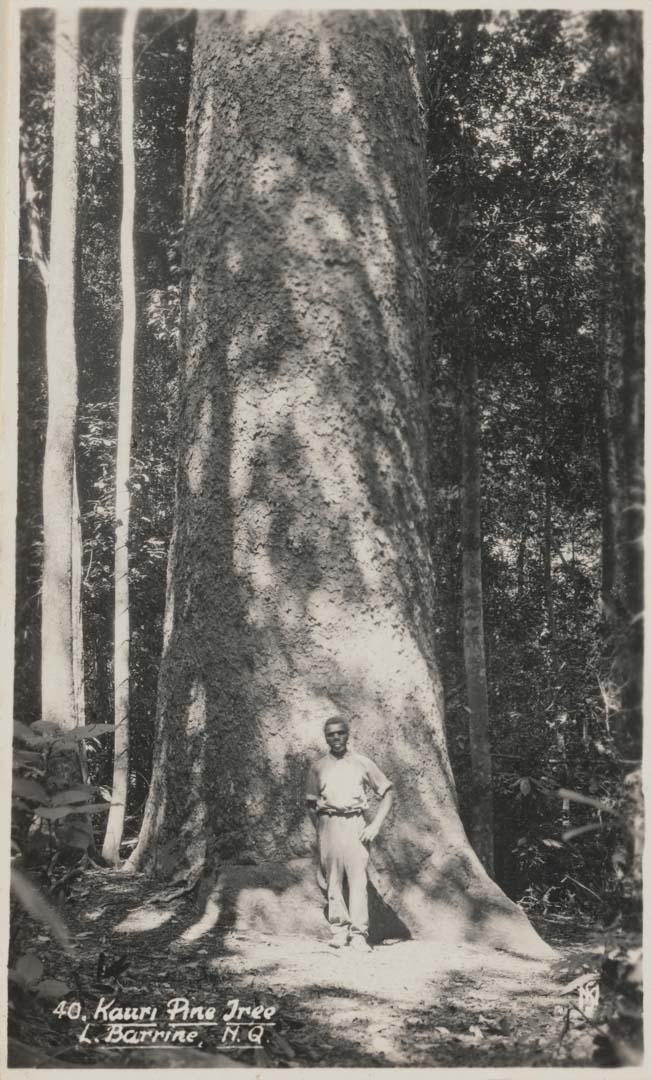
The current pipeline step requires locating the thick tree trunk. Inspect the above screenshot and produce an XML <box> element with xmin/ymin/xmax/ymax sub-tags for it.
<box><xmin>103</xmin><ymin>7</ymin><xmax>137</xmax><ymax>866</ymax></box>
<box><xmin>460</xmin><ymin>351</ymin><xmax>494</xmax><ymax>876</ymax></box>
<box><xmin>41</xmin><ymin>9</ymin><xmax>79</xmax><ymax>733</ymax></box>
<box><xmin>130</xmin><ymin>11</ymin><xmax>550</xmax><ymax>957</ymax></box>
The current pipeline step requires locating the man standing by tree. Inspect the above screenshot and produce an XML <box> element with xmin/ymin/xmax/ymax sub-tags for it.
<box><xmin>306</xmin><ymin>716</ymin><xmax>394</xmax><ymax>951</ymax></box>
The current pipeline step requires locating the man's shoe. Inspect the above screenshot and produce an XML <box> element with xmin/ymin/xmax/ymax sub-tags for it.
<box><xmin>348</xmin><ymin>934</ymin><xmax>372</xmax><ymax>953</ymax></box>
<box><xmin>328</xmin><ymin>930</ymin><xmax>349</xmax><ymax>949</ymax></box>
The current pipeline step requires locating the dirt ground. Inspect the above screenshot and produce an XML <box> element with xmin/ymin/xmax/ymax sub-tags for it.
<box><xmin>8</xmin><ymin>867</ymin><xmax>631</xmax><ymax>1068</ymax></box>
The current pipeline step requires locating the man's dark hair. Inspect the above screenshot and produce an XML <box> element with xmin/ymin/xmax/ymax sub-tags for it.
<box><xmin>324</xmin><ymin>715</ymin><xmax>349</xmax><ymax>733</ymax></box>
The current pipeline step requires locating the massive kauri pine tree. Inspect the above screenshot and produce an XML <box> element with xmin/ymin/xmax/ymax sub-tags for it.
<box><xmin>130</xmin><ymin>11</ymin><xmax>550</xmax><ymax>957</ymax></box>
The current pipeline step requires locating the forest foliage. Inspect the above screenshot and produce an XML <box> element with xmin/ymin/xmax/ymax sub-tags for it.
<box><xmin>13</xmin><ymin>9</ymin><xmax>643</xmax><ymax>927</ymax></box>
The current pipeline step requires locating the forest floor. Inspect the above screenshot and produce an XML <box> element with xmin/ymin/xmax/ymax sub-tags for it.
<box><xmin>8</xmin><ymin>866</ymin><xmax>639</xmax><ymax>1069</ymax></box>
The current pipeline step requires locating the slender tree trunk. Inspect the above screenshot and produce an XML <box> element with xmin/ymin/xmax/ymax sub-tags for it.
<box><xmin>72</xmin><ymin>457</ymin><xmax>93</xmax><ymax>795</ymax></box>
<box><xmin>41</xmin><ymin>9</ymin><xmax>79</xmax><ymax>734</ymax></box>
<box><xmin>542</xmin><ymin>391</ymin><xmax>555</xmax><ymax>641</ymax></box>
<box><xmin>616</xmin><ymin>254</ymin><xmax>644</xmax><ymax>758</ymax></box>
<box><xmin>72</xmin><ymin>458</ymin><xmax>85</xmax><ymax>730</ymax></box>
<box><xmin>619</xmin><ymin>263</ymin><xmax>644</xmax><ymax>620</ymax></box>
<box><xmin>19</xmin><ymin>152</ymin><xmax>50</xmax><ymax>291</ymax></box>
<box><xmin>129</xmin><ymin>10</ymin><xmax>549</xmax><ymax>958</ymax></box>
<box><xmin>103</xmin><ymin>7</ymin><xmax>137</xmax><ymax>865</ymax></box>
<box><xmin>4</xmin><ymin>2</ymin><xmax>21</xmax><ymax>764</ymax></box>
<box><xmin>460</xmin><ymin>349</ymin><xmax>494</xmax><ymax>876</ymax></box>
<box><xmin>527</xmin><ymin>278</ymin><xmax>555</xmax><ymax>644</ymax></box>
<box><xmin>517</xmin><ymin>533</ymin><xmax>527</xmax><ymax>599</ymax></box>
<box><xmin>15</xmin><ymin>153</ymin><xmax>48</xmax><ymax>727</ymax></box>
<box><xmin>39</xmin><ymin>10</ymin><xmax>95</xmax><ymax>853</ymax></box>
<box><xmin>596</xmin><ymin>301</ymin><xmax>619</xmax><ymax>610</ymax></box>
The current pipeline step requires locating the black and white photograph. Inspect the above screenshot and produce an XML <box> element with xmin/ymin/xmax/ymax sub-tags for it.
<box><xmin>3</xmin><ymin>1</ymin><xmax>645</xmax><ymax>1071</ymax></box>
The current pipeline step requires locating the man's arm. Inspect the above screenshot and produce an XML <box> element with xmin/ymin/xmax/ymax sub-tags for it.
<box><xmin>306</xmin><ymin>801</ymin><xmax>319</xmax><ymax>831</ymax></box>
<box><xmin>360</xmin><ymin>787</ymin><xmax>393</xmax><ymax>845</ymax></box>
<box><xmin>305</xmin><ymin>761</ymin><xmax>319</xmax><ymax>830</ymax></box>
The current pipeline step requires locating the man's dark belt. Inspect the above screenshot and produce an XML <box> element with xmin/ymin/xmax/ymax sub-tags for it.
<box><xmin>317</xmin><ymin>808</ymin><xmax>364</xmax><ymax>817</ymax></box>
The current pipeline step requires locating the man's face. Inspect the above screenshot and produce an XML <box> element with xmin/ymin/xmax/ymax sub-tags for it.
<box><xmin>325</xmin><ymin>721</ymin><xmax>349</xmax><ymax>757</ymax></box>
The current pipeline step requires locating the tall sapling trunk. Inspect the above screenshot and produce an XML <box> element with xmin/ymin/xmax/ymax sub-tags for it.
<box><xmin>103</xmin><ymin>6</ymin><xmax>137</xmax><ymax>865</ymax></box>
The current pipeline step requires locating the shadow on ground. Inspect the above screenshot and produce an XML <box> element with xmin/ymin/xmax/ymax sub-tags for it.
<box><xmin>8</xmin><ymin>869</ymin><xmax>609</xmax><ymax>1068</ymax></box>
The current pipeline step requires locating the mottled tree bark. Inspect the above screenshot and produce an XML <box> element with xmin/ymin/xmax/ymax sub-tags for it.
<box><xmin>130</xmin><ymin>11</ymin><xmax>550</xmax><ymax>957</ymax></box>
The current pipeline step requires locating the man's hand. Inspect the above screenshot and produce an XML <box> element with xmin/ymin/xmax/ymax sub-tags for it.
<box><xmin>360</xmin><ymin>822</ymin><xmax>379</xmax><ymax>845</ymax></box>
<box><xmin>360</xmin><ymin>788</ymin><xmax>394</xmax><ymax>845</ymax></box>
